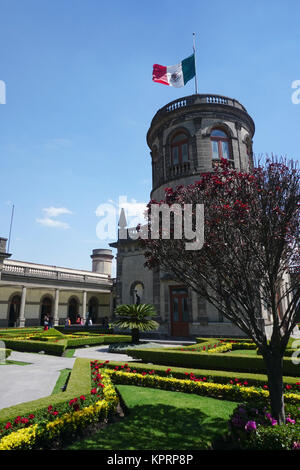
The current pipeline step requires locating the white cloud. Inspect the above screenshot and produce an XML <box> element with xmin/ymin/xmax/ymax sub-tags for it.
<box><xmin>36</xmin><ymin>206</ymin><xmax>73</xmax><ymax>229</ymax></box>
<box><xmin>43</xmin><ymin>206</ymin><xmax>73</xmax><ymax>218</ymax></box>
<box><xmin>36</xmin><ymin>217</ymin><xmax>70</xmax><ymax>230</ymax></box>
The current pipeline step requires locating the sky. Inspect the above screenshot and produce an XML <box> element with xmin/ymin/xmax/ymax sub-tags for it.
<box><xmin>0</xmin><ymin>0</ymin><xmax>299</xmax><ymax>276</ymax></box>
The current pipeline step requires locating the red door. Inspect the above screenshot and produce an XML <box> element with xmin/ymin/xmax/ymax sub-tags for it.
<box><xmin>170</xmin><ymin>287</ymin><xmax>189</xmax><ymax>337</ymax></box>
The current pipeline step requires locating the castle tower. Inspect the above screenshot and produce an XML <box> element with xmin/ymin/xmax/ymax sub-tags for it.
<box><xmin>147</xmin><ymin>94</ymin><xmax>255</xmax><ymax>201</ymax></box>
<box><xmin>111</xmin><ymin>93</ymin><xmax>255</xmax><ymax>338</ymax></box>
<box><xmin>91</xmin><ymin>249</ymin><xmax>114</xmax><ymax>277</ymax></box>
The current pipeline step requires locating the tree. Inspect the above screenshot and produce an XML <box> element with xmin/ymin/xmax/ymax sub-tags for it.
<box><xmin>143</xmin><ymin>158</ymin><xmax>300</xmax><ymax>424</ymax></box>
<box><xmin>113</xmin><ymin>303</ymin><xmax>159</xmax><ymax>344</ymax></box>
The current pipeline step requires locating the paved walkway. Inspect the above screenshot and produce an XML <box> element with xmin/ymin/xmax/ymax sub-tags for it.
<box><xmin>0</xmin><ymin>342</ymin><xmax>179</xmax><ymax>411</ymax></box>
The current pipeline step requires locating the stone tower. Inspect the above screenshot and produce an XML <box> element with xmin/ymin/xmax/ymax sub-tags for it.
<box><xmin>147</xmin><ymin>94</ymin><xmax>255</xmax><ymax>201</ymax></box>
<box><xmin>111</xmin><ymin>93</ymin><xmax>255</xmax><ymax>338</ymax></box>
<box><xmin>91</xmin><ymin>249</ymin><xmax>114</xmax><ymax>277</ymax></box>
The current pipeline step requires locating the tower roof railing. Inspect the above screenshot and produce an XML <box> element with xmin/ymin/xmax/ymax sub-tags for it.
<box><xmin>151</xmin><ymin>93</ymin><xmax>247</xmax><ymax>123</ymax></box>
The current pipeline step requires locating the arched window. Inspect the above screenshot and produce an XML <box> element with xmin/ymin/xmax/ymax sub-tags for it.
<box><xmin>130</xmin><ymin>282</ymin><xmax>144</xmax><ymax>305</ymax></box>
<box><xmin>210</xmin><ymin>129</ymin><xmax>231</xmax><ymax>161</ymax></box>
<box><xmin>68</xmin><ymin>297</ymin><xmax>79</xmax><ymax>324</ymax></box>
<box><xmin>171</xmin><ymin>132</ymin><xmax>189</xmax><ymax>166</ymax></box>
<box><xmin>40</xmin><ymin>296</ymin><xmax>52</xmax><ymax>326</ymax></box>
<box><xmin>8</xmin><ymin>295</ymin><xmax>21</xmax><ymax>327</ymax></box>
<box><xmin>88</xmin><ymin>297</ymin><xmax>99</xmax><ymax>324</ymax></box>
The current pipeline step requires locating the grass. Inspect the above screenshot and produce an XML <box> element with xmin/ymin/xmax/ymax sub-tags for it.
<box><xmin>0</xmin><ymin>360</ymin><xmax>31</xmax><ymax>365</ymax></box>
<box><xmin>65</xmin><ymin>385</ymin><xmax>237</xmax><ymax>450</ymax></box>
<box><xmin>63</xmin><ymin>348</ymin><xmax>76</xmax><ymax>358</ymax></box>
<box><xmin>227</xmin><ymin>349</ymin><xmax>258</xmax><ymax>356</ymax></box>
<box><xmin>51</xmin><ymin>369</ymin><xmax>72</xmax><ymax>395</ymax></box>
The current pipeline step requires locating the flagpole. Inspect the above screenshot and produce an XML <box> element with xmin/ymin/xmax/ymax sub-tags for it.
<box><xmin>7</xmin><ymin>204</ymin><xmax>14</xmax><ymax>253</ymax></box>
<box><xmin>193</xmin><ymin>32</ymin><xmax>198</xmax><ymax>94</ymax></box>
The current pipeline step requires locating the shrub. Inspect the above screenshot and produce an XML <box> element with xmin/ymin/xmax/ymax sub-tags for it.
<box><xmin>0</xmin><ymin>339</ymin><xmax>67</xmax><ymax>356</ymax></box>
<box><xmin>126</xmin><ymin>348</ymin><xmax>299</xmax><ymax>376</ymax></box>
<box><xmin>229</xmin><ymin>402</ymin><xmax>300</xmax><ymax>450</ymax></box>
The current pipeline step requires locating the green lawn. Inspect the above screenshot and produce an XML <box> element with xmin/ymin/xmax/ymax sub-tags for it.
<box><xmin>66</xmin><ymin>385</ymin><xmax>237</xmax><ymax>450</ymax></box>
<box><xmin>228</xmin><ymin>349</ymin><xmax>257</xmax><ymax>356</ymax></box>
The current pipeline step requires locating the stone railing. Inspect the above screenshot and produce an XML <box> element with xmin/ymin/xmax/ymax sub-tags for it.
<box><xmin>2</xmin><ymin>263</ymin><xmax>109</xmax><ymax>284</ymax></box>
<box><xmin>168</xmin><ymin>161</ymin><xmax>191</xmax><ymax>177</ymax></box>
<box><xmin>152</xmin><ymin>94</ymin><xmax>247</xmax><ymax>123</ymax></box>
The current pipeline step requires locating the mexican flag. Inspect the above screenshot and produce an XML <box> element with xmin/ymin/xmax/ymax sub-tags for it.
<box><xmin>152</xmin><ymin>54</ymin><xmax>195</xmax><ymax>88</ymax></box>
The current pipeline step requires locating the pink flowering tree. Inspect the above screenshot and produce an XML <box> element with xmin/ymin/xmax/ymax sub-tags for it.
<box><xmin>142</xmin><ymin>158</ymin><xmax>300</xmax><ymax>424</ymax></box>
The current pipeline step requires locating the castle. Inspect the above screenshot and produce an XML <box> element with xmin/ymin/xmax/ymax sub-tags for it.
<box><xmin>111</xmin><ymin>93</ymin><xmax>277</xmax><ymax>338</ymax></box>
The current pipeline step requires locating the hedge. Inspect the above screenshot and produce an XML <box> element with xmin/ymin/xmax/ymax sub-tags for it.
<box><xmin>65</xmin><ymin>334</ymin><xmax>131</xmax><ymax>348</ymax></box>
<box><xmin>126</xmin><ymin>348</ymin><xmax>300</xmax><ymax>376</ymax></box>
<box><xmin>95</xmin><ymin>360</ymin><xmax>300</xmax><ymax>387</ymax></box>
<box><xmin>0</xmin><ymin>338</ymin><xmax>67</xmax><ymax>356</ymax></box>
<box><xmin>54</xmin><ymin>326</ymin><xmax>114</xmax><ymax>335</ymax></box>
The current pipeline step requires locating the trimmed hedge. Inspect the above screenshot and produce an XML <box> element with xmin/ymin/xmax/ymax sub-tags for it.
<box><xmin>126</xmin><ymin>348</ymin><xmax>300</xmax><ymax>376</ymax></box>
<box><xmin>96</xmin><ymin>360</ymin><xmax>300</xmax><ymax>387</ymax></box>
<box><xmin>65</xmin><ymin>334</ymin><xmax>131</xmax><ymax>348</ymax></box>
<box><xmin>0</xmin><ymin>338</ymin><xmax>67</xmax><ymax>356</ymax></box>
<box><xmin>54</xmin><ymin>326</ymin><xmax>114</xmax><ymax>335</ymax></box>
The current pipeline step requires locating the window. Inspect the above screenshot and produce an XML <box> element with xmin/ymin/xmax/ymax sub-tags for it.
<box><xmin>210</xmin><ymin>129</ymin><xmax>231</xmax><ymax>160</ymax></box>
<box><xmin>8</xmin><ymin>295</ymin><xmax>21</xmax><ymax>327</ymax></box>
<box><xmin>40</xmin><ymin>296</ymin><xmax>52</xmax><ymax>326</ymax></box>
<box><xmin>171</xmin><ymin>132</ymin><xmax>189</xmax><ymax>165</ymax></box>
<box><xmin>68</xmin><ymin>297</ymin><xmax>79</xmax><ymax>324</ymax></box>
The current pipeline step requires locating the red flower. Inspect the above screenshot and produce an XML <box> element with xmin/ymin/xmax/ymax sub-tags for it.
<box><xmin>5</xmin><ymin>422</ymin><xmax>12</xmax><ymax>429</ymax></box>
<box><xmin>79</xmin><ymin>395</ymin><xmax>86</xmax><ymax>401</ymax></box>
<box><xmin>48</xmin><ymin>405</ymin><xmax>53</xmax><ymax>412</ymax></box>
<box><xmin>91</xmin><ymin>388</ymin><xmax>97</xmax><ymax>394</ymax></box>
<box><xmin>69</xmin><ymin>398</ymin><xmax>78</xmax><ymax>406</ymax></box>
<box><xmin>28</xmin><ymin>414</ymin><xmax>35</xmax><ymax>420</ymax></box>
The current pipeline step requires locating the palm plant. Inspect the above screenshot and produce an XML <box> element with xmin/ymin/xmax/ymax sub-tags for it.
<box><xmin>113</xmin><ymin>303</ymin><xmax>159</xmax><ymax>343</ymax></box>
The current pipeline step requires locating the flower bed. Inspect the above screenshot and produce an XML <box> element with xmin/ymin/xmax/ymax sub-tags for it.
<box><xmin>229</xmin><ymin>402</ymin><xmax>300</xmax><ymax>450</ymax></box>
<box><xmin>91</xmin><ymin>360</ymin><xmax>300</xmax><ymax>405</ymax></box>
<box><xmin>0</xmin><ymin>366</ymin><xmax>118</xmax><ymax>450</ymax></box>
<box><xmin>95</xmin><ymin>360</ymin><xmax>300</xmax><ymax>392</ymax></box>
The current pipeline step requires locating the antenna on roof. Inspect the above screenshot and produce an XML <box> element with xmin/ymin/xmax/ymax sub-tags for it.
<box><xmin>7</xmin><ymin>204</ymin><xmax>14</xmax><ymax>253</ymax></box>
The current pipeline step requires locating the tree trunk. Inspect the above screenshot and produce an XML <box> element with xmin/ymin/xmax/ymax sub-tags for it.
<box><xmin>264</xmin><ymin>352</ymin><xmax>285</xmax><ymax>424</ymax></box>
<box><xmin>131</xmin><ymin>328</ymin><xmax>140</xmax><ymax>344</ymax></box>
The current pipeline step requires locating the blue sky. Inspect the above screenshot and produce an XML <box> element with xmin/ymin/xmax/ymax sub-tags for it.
<box><xmin>0</xmin><ymin>0</ymin><xmax>299</xmax><ymax>275</ymax></box>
